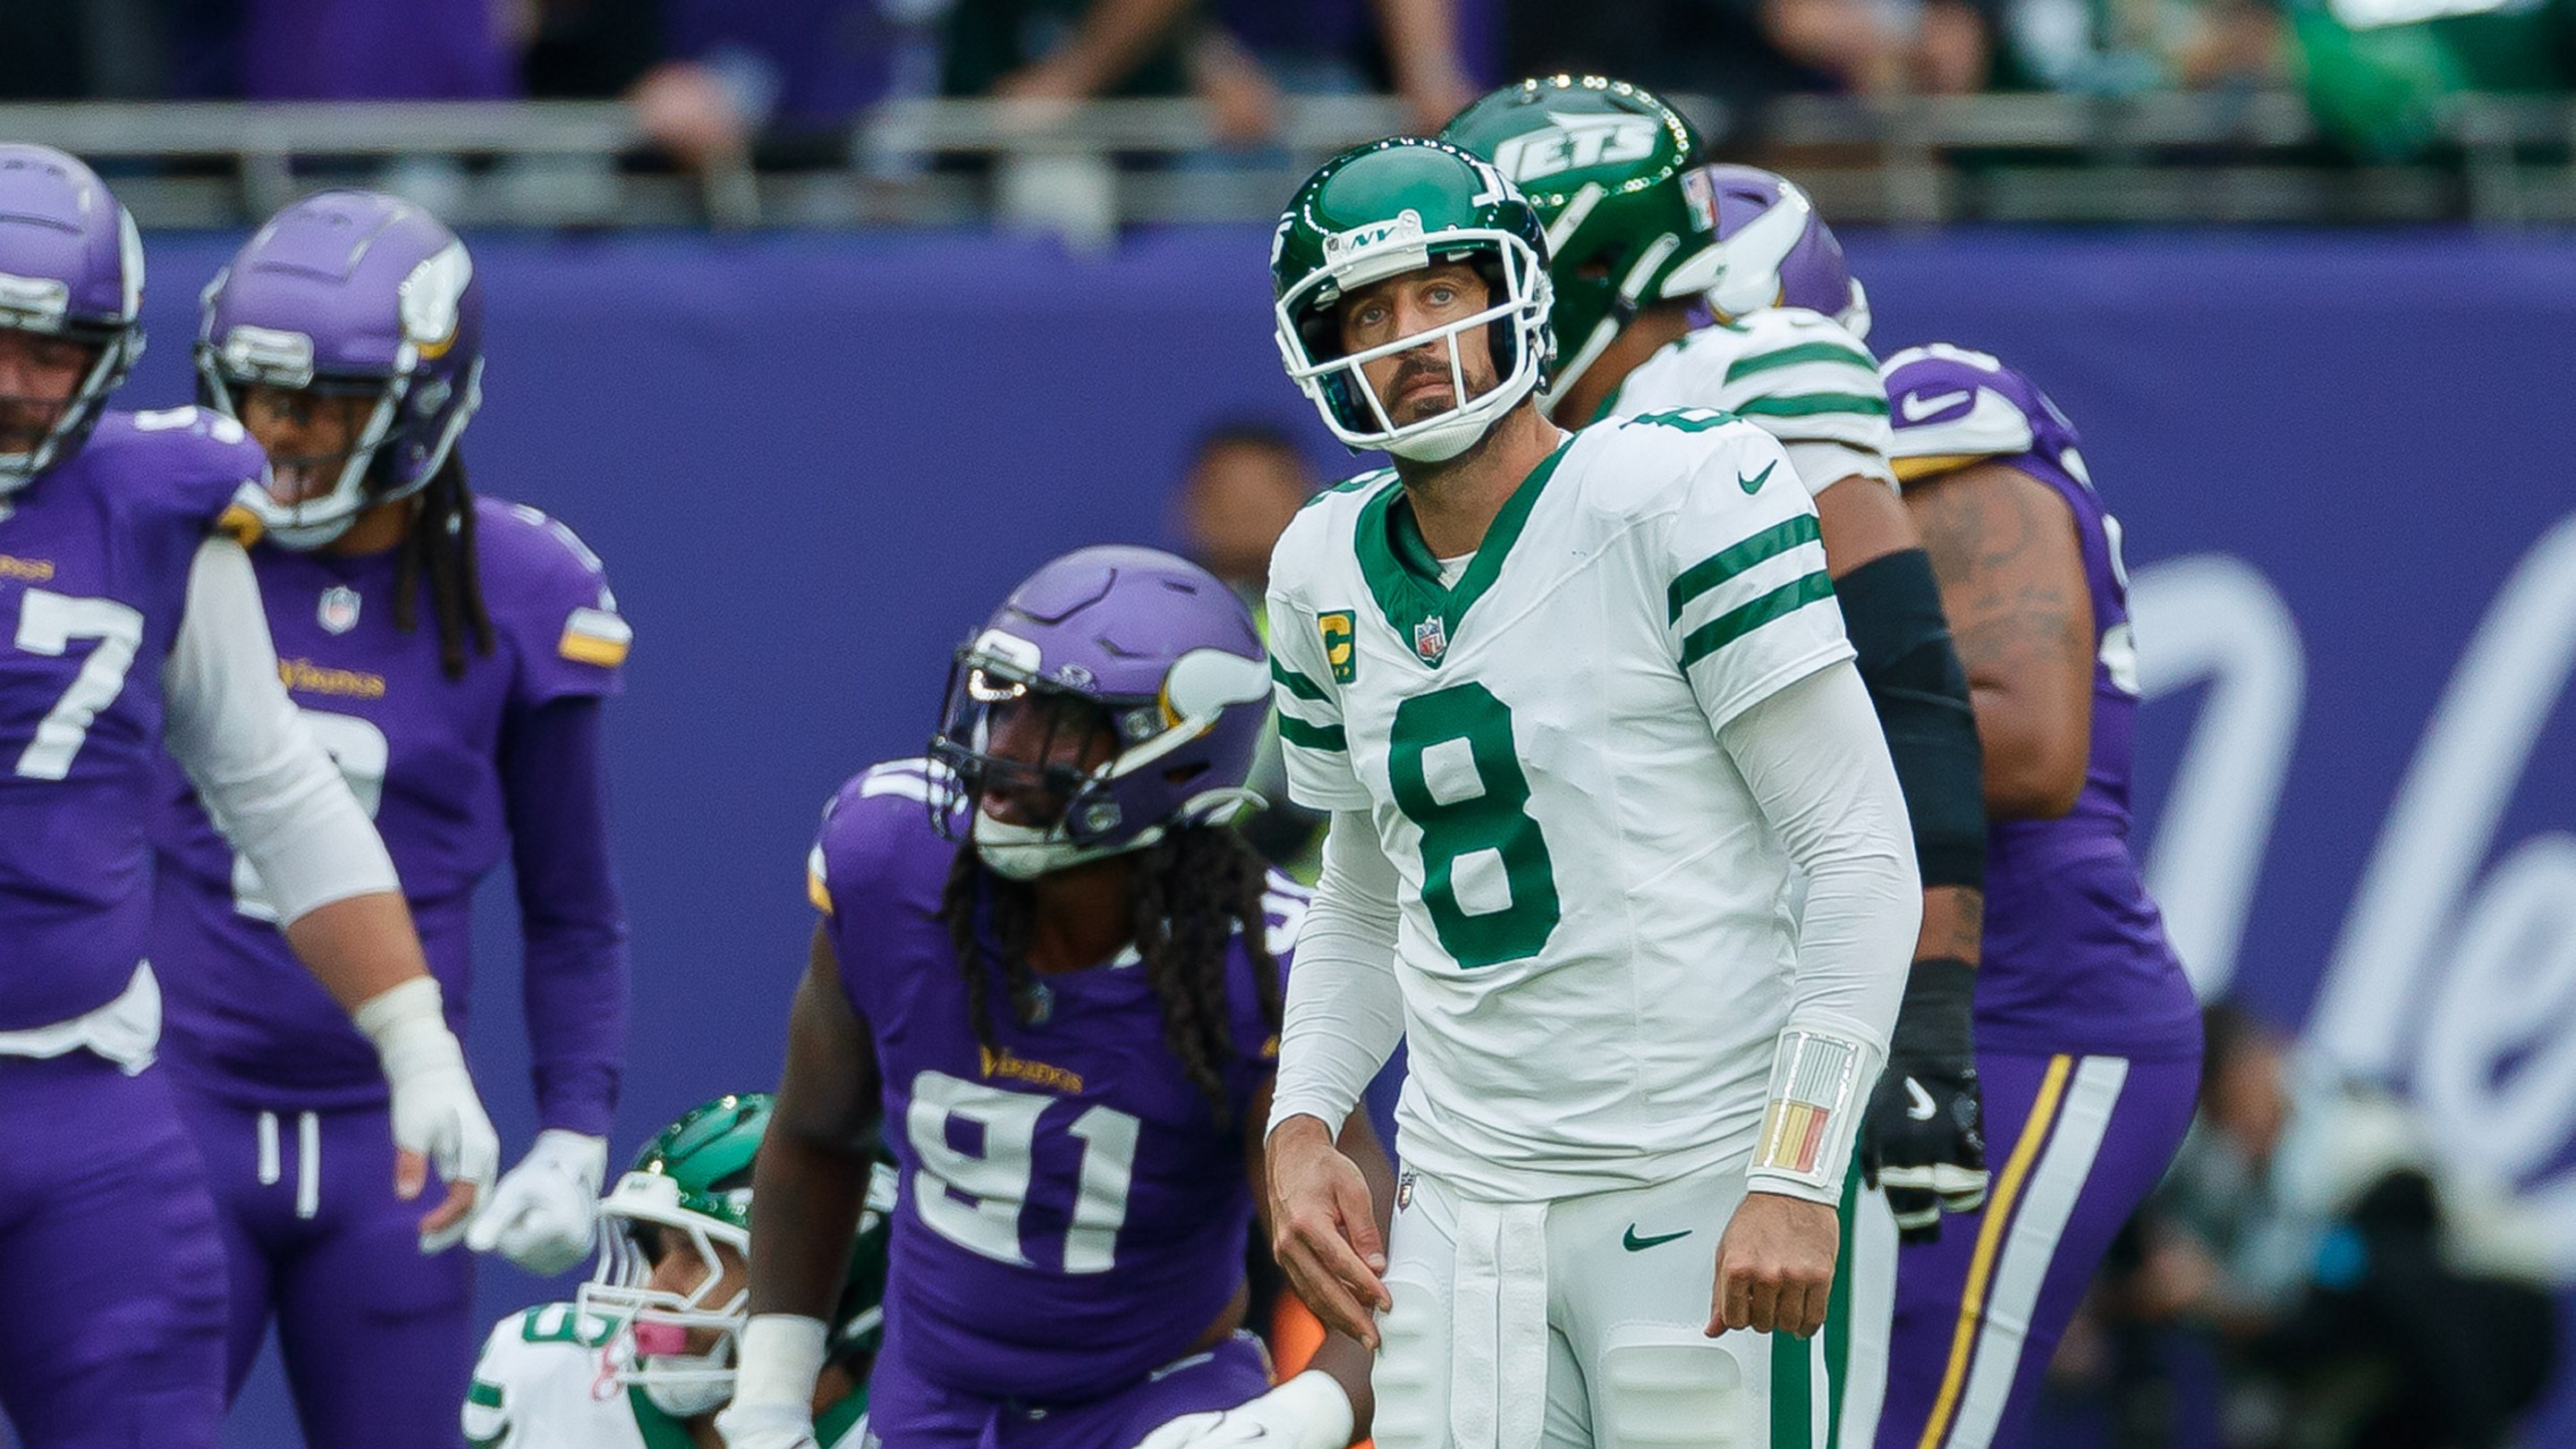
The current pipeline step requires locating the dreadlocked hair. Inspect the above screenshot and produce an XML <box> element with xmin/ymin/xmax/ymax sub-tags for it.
<box><xmin>391</xmin><ymin>452</ymin><xmax>495</xmax><ymax>680</ymax></box>
<box><xmin>937</xmin><ymin>826</ymin><xmax>1284</xmax><ymax>1123</ymax></box>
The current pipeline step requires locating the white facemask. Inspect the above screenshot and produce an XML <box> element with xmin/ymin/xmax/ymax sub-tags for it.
<box><xmin>971</xmin><ymin>815</ymin><xmax>1089</xmax><ymax>880</ymax></box>
<box><xmin>639</xmin><ymin>1352</ymin><xmax>734</xmax><ymax>1419</ymax></box>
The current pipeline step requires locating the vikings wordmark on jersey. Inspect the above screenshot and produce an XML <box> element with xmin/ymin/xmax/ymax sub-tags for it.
<box><xmin>151</xmin><ymin>496</ymin><xmax>629</xmax><ymax>1115</ymax></box>
<box><xmin>0</xmin><ymin>408</ymin><xmax>265</xmax><ymax>1031</ymax></box>
<box><xmin>807</xmin><ymin>758</ymin><xmax>1306</xmax><ymax>1408</ymax></box>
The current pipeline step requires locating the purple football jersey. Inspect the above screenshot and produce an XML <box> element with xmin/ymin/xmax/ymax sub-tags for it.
<box><xmin>809</xmin><ymin>758</ymin><xmax>1301</xmax><ymax>1405</ymax></box>
<box><xmin>1882</xmin><ymin>346</ymin><xmax>2200</xmax><ymax>1060</ymax></box>
<box><xmin>0</xmin><ymin>408</ymin><xmax>263</xmax><ymax>1031</ymax></box>
<box><xmin>152</xmin><ymin>496</ymin><xmax>627</xmax><ymax>1111</ymax></box>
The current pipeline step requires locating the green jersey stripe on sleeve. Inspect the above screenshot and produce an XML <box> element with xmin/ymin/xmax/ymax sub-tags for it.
<box><xmin>1680</xmin><ymin>572</ymin><xmax>1836</xmax><ymax>671</ymax></box>
<box><xmin>466</xmin><ymin>1378</ymin><xmax>504</xmax><ymax>1408</ymax></box>
<box><xmin>1733</xmin><ymin>392</ymin><xmax>1891</xmax><ymax>419</ymax></box>
<box><xmin>1272</xmin><ymin>659</ymin><xmax>1331</xmax><ymax>701</ymax></box>
<box><xmin>1278</xmin><ymin>715</ymin><xmax>1350</xmax><ymax>751</ymax></box>
<box><xmin>1725</xmin><ymin>341</ymin><xmax>1879</xmax><ymax>383</ymax></box>
<box><xmin>1667</xmin><ymin>515</ymin><xmax>1823</xmax><ymax>624</ymax></box>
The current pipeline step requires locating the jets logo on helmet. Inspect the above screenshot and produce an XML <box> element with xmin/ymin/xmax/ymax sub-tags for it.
<box><xmin>1491</xmin><ymin>113</ymin><xmax>1663</xmax><ymax>184</ymax></box>
<box><xmin>1440</xmin><ymin>77</ymin><xmax>1719</xmax><ymax>416</ymax></box>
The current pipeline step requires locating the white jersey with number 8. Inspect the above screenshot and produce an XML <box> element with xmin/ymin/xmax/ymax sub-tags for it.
<box><xmin>1266</xmin><ymin>411</ymin><xmax>1855</xmax><ymax>1201</ymax></box>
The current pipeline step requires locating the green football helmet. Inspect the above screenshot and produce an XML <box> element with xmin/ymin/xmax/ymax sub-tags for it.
<box><xmin>1271</xmin><ymin>136</ymin><xmax>1554</xmax><ymax>462</ymax></box>
<box><xmin>576</xmin><ymin>1093</ymin><xmax>896</xmax><ymax>1418</ymax></box>
<box><xmin>1441</xmin><ymin>76</ymin><xmax>1722</xmax><ymax>415</ymax></box>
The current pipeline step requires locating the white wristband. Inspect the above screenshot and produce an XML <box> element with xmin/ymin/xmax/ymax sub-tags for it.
<box><xmin>351</xmin><ymin>977</ymin><xmax>461</xmax><ymax>1080</ymax></box>
<box><xmin>734</xmin><ymin>1313</ymin><xmax>829</xmax><ymax>1411</ymax></box>
<box><xmin>1746</xmin><ymin>1021</ymin><xmax>1883</xmax><ymax>1203</ymax></box>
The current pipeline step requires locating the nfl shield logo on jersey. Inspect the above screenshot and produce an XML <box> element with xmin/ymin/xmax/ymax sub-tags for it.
<box><xmin>317</xmin><ymin>585</ymin><xmax>361</xmax><ymax>635</ymax></box>
<box><xmin>1413</xmin><ymin>615</ymin><xmax>1448</xmax><ymax>665</ymax></box>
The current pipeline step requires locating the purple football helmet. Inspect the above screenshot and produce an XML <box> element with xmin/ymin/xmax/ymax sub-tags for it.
<box><xmin>1688</xmin><ymin>165</ymin><xmax>1871</xmax><ymax>340</ymax></box>
<box><xmin>0</xmin><ymin>145</ymin><xmax>145</xmax><ymax>492</ymax></box>
<box><xmin>198</xmin><ymin>191</ymin><xmax>483</xmax><ymax>549</ymax></box>
<box><xmin>929</xmin><ymin>546</ymin><xmax>1271</xmax><ymax>880</ymax></box>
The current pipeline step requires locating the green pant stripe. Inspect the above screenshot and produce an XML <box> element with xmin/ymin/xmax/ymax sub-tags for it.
<box><xmin>1826</xmin><ymin>1162</ymin><xmax>1860</xmax><ymax>1448</ymax></box>
<box><xmin>1773</xmin><ymin>1312</ymin><xmax>1813</xmax><ymax>1449</ymax></box>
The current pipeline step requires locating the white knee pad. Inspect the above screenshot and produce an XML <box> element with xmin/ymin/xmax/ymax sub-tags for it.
<box><xmin>1594</xmin><ymin>1326</ymin><xmax>1754</xmax><ymax>1449</ymax></box>
<box><xmin>1371</xmin><ymin>1272</ymin><xmax>1450</xmax><ymax>1449</ymax></box>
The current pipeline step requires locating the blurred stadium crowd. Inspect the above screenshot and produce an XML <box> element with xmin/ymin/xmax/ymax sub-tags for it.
<box><xmin>7</xmin><ymin>0</ymin><xmax>2572</xmax><ymax>165</ymax></box>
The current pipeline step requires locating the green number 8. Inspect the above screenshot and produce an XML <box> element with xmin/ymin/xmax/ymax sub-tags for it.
<box><xmin>1386</xmin><ymin>682</ymin><xmax>1562</xmax><ymax>967</ymax></box>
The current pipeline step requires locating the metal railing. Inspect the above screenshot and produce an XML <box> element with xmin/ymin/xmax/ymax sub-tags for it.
<box><xmin>2</xmin><ymin>91</ymin><xmax>2571</xmax><ymax>233</ymax></box>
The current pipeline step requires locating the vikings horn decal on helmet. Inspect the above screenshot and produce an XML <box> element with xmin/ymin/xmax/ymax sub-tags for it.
<box><xmin>575</xmin><ymin>1093</ymin><xmax>897</xmax><ymax>1419</ymax></box>
<box><xmin>1686</xmin><ymin>164</ymin><xmax>1871</xmax><ymax>340</ymax></box>
<box><xmin>1440</xmin><ymin>76</ymin><xmax>1716</xmax><ymax>415</ymax></box>
<box><xmin>1271</xmin><ymin>136</ymin><xmax>1555</xmax><ymax>462</ymax></box>
<box><xmin>928</xmin><ymin>545</ymin><xmax>1272</xmax><ymax>880</ymax></box>
<box><xmin>0</xmin><ymin>144</ymin><xmax>147</xmax><ymax>493</ymax></box>
<box><xmin>198</xmin><ymin>190</ymin><xmax>485</xmax><ymax>549</ymax></box>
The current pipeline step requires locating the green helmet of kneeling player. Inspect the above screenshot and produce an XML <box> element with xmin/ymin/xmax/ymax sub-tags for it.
<box><xmin>1271</xmin><ymin>136</ymin><xmax>1555</xmax><ymax>463</ymax></box>
<box><xmin>1440</xmin><ymin>75</ymin><xmax>1724</xmax><ymax>418</ymax></box>
<box><xmin>575</xmin><ymin>1093</ymin><xmax>895</xmax><ymax>1419</ymax></box>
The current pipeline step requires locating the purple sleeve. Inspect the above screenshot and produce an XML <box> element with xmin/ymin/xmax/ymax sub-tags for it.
<box><xmin>501</xmin><ymin>695</ymin><xmax>630</xmax><ymax>1135</ymax></box>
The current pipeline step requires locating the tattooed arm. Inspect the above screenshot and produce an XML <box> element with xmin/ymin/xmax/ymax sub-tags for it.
<box><xmin>1902</xmin><ymin>461</ymin><xmax>2094</xmax><ymax>819</ymax></box>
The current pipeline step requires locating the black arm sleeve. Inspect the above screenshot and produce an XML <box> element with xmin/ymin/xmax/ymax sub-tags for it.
<box><xmin>1835</xmin><ymin>547</ymin><xmax>1987</xmax><ymax>891</ymax></box>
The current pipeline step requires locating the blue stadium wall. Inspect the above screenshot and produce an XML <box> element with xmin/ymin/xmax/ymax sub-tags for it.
<box><xmin>95</xmin><ymin>227</ymin><xmax>2576</xmax><ymax>1445</ymax></box>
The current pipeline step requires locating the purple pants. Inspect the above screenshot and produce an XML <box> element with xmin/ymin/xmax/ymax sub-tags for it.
<box><xmin>0</xmin><ymin>1054</ymin><xmax>227</xmax><ymax>1448</ymax></box>
<box><xmin>1876</xmin><ymin>1049</ymin><xmax>2198</xmax><ymax>1449</ymax></box>
<box><xmin>172</xmin><ymin>1084</ymin><xmax>474</xmax><ymax>1449</ymax></box>
<box><xmin>870</xmin><ymin>1329</ymin><xmax>1273</xmax><ymax>1449</ymax></box>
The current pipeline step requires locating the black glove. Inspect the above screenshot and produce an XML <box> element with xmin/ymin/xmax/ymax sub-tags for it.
<box><xmin>1861</xmin><ymin>957</ymin><xmax>1988</xmax><ymax>1244</ymax></box>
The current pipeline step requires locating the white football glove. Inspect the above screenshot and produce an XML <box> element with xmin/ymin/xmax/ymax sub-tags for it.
<box><xmin>714</xmin><ymin>1400</ymin><xmax>823</xmax><ymax>1449</ymax></box>
<box><xmin>717</xmin><ymin>1314</ymin><xmax>831</xmax><ymax>1449</ymax></box>
<box><xmin>467</xmin><ymin>1128</ymin><xmax>610</xmax><ymax>1275</ymax></box>
<box><xmin>351</xmin><ymin>977</ymin><xmax>502</xmax><ymax>1253</ymax></box>
<box><xmin>1132</xmin><ymin>1370</ymin><xmax>1354</xmax><ymax>1449</ymax></box>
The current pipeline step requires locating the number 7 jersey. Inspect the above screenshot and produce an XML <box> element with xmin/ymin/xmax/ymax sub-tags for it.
<box><xmin>1267</xmin><ymin>412</ymin><xmax>1856</xmax><ymax>1202</ymax></box>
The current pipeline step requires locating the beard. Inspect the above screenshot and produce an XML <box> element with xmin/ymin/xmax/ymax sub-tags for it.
<box><xmin>1384</xmin><ymin>351</ymin><xmax>1498</xmax><ymax>425</ymax></box>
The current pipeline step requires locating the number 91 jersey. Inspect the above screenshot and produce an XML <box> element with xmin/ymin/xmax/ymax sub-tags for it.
<box><xmin>808</xmin><ymin>760</ymin><xmax>1305</xmax><ymax>1404</ymax></box>
<box><xmin>1266</xmin><ymin>413</ymin><xmax>1855</xmax><ymax>1203</ymax></box>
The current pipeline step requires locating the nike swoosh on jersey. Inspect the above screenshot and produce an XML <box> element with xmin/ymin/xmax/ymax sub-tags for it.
<box><xmin>1899</xmin><ymin>389</ymin><xmax>1973</xmax><ymax>422</ymax></box>
<box><xmin>1906</xmin><ymin>1078</ymin><xmax>1938</xmax><ymax>1121</ymax></box>
<box><xmin>1737</xmin><ymin>461</ymin><xmax>1775</xmax><ymax>495</ymax></box>
<box><xmin>1623</xmin><ymin>1224</ymin><xmax>1692</xmax><ymax>1251</ymax></box>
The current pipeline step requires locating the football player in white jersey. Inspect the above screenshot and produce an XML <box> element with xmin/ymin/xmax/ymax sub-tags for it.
<box><xmin>1252</xmin><ymin>137</ymin><xmax>1920</xmax><ymax>1449</ymax></box>
<box><xmin>1439</xmin><ymin>79</ymin><xmax>1996</xmax><ymax>1282</ymax></box>
<box><xmin>463</xmin><ymin>1094</ymin><xmax>884</xmax><ymax>1449</ymax></box>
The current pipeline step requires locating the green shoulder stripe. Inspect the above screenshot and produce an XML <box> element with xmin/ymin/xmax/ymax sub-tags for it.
<box><xmin>1725</xmin><ymin>341</ymin><xmax>1879</xmax><ymax>383</ymax></box>
<box><xmin>1679</xmin><ymin>572</ymin><xmax>1835</xmax><ymax>671</ymax></box>
<box><xmin>1733</xmin><ymin>392</ymin><xmax>1889</xmax><ymax>419</ymax></box>
<box><xmin>1272</xmin><ymin>658</ymin><xmax>1331</xmax><ymax>702</ymax></box>
<box><xmin>1302</xmin><ymin>467</ymin><xmax>1398</xmax><ymax>511</ymax></box>
<box><xmin>1277</xmin><ymin>714</ymin><xmax>1348</xmax><ymax>751</ymax></box>
<box><xmin>466</xmin><ymin>1378</ymin><xmax>504</xmax><ymax>1409</ymax></box>
<box><xmin>1667</xmin><ymin>515</ymin><xmax>1822</xmax><ymax>625</ymax></box>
